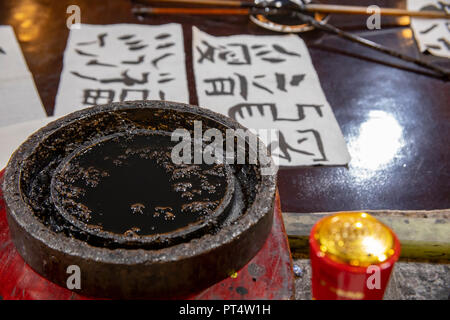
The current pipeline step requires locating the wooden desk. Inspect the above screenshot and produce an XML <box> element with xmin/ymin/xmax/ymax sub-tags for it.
<box><xmin>0</xmin><ymin>0</ymin><xmax>448</xmax><ymax>213</ymax></box>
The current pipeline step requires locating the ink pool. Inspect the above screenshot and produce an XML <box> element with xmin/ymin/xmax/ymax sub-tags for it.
<box><xmin>51</xmin><ymin>130</ymin><xmax>232</xmax><ymax>239</ymax></box>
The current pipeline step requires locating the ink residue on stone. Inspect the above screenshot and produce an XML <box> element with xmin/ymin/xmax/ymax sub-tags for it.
<box><xmin>52</xmin><ymin>131</ymin><xmax>229</xmax><ymax>236</ymax></box>
<box><xmin>4</xmin><ymin>101</ymin><xmax>276</xmax><ymax>299</ymax></box>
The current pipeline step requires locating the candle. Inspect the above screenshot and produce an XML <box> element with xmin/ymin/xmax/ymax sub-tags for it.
<box><xmin>309</xmin><ymin>212</ymin><xmax>401</xmax><ymax>300</ymax></box>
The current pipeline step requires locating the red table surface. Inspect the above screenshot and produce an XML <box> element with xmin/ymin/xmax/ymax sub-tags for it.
<box><xmin>0</xmin><ymin>169</ymin><xmax>294</xmax><ymax>300</ymax></box>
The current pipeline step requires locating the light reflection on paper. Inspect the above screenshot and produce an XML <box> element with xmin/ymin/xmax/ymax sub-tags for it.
<box><xmin>348</xmin><ymin>110</ymin><xmax>404</xmax><ymax>175</ymax></box>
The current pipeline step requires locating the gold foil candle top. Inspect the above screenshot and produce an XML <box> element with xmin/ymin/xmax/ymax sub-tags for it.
<box><xmin>314</xmin><ymin>212</ymin><xmax>395</xmax><ymax>267</ymax></box>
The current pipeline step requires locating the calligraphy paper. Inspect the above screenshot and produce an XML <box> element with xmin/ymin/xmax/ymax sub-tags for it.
<box><xmin>0</xmin><ymin>117</ymin><xmax>55</xmax><ymax>170</ymax></box>
<box><xmin>54</xmin><ymin>23</ymin><xmax>189</xmax><ymax>116</ymax></box>
<box><xmin>408</xmin><ymin>0</ymin><xmax>450</xmax><ymax>58</ymax></box>
<box><xmin>192</xmin><ymin>27</ymin><xmax>350</xmax><ymax>166</ymax></box>
<box><xmin>0</xmin><ymin>25</ymin><xmax>46</xmax><ymax>127</ymax></box>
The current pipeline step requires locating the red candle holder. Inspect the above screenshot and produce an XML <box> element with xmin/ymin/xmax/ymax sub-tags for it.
<box><xmin>309</xmin><ymin>212</ymin><xmax>401</xmax><ymax>300</ymax></box>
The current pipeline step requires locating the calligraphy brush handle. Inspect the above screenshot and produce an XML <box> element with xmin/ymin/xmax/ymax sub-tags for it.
<box><xmin>135</xmin><ymin>0</ymin><xmax>450</xmax><ymax>18</ymax></box>
<box><xmin>132</xmin><ymin>6</ymin><xmax>449</xmax><ymax>79</ymax></box>
<box><xmin>293</xmin><ymin>11</ymin><xmax>450</xmax><ymax>80</ymax></box>
<box><xmin>132</xmin><ymin>7</ymin><xmax>250</xmax><ymax>14</ymax></box>
<box><xmin>302</xmin><ymin>4</ymin><xmax>449</xmax><ymax>19</ymax></box>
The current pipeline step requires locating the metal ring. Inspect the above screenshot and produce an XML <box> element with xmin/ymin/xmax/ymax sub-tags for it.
<box><xmin>250</xmin><ymin>0</ymin><xmax>330</xmax><ymax>33</ymax></box>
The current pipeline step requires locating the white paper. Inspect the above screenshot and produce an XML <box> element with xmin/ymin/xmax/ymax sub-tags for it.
<box><xmin>54</xmin><ymin>23</ymin><xmax>189</xmax><ymax>116</ymax></box>
<box><xmin>192</xmin><ymin>27</ymin><xmax>350</xmax><ymax>166</ymax></box>
<box><xmin>408</xmin><ymin>0</ymin><xmax>450</xmax><ymax>58</ymax></box>
<box><xmin>0</xmin><ymin>117</ymin><xmax>55</xmax><ymax>169</ymax></box>
<box><xmin>0</xmin><ymin>25</ymin><xmax>46</xmax><ymax>127</ymax></box>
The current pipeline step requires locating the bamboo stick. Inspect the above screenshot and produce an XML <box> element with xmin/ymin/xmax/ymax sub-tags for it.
<box><xmin>132</xmin><ymin>5</ymin><xmax>450</xmax><ymax>79</ymax></box>
<box><xmin>135</xmin><ymin>0</ymin><xmax>450</xmax><ymax>18</ymax></box>
<box><xmin>294</xmin><ymin>10</ymin><xmax>450</xmax><ymax>79</ymax></box>
<box><xmin>136</xmin><ymin>0</ymin><xmax>244</xmax><ymax>7</ymax></box>
<box><xmin>304</xmin><ymin>4</ymin><xmax>449</xmax><ymax>19</ymax></box>
<box><xmin>133</xmin><ymin>7</ymin><xmax>249</xmax><ymax>14</ymax></box>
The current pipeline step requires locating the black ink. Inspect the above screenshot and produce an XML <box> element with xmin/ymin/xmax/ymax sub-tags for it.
<box><xmin>71</xmin><ymin>71</ymin><xmax>97</xmax><ymax>81</ymax></box>
<box><xmin>156</xmin><ymin>43</ymin><xmax>175</xmax><ymax>50</ymax></box>
<box><xmin>420</xmin><ymin>24</ymin><xmax>438</xmax><ymax>34</ymax></box>
<box><xmin>298</xmin><ymin>129</ymin><xmax>327</xmax><ymax>162</ymax></box>
<box><xmin>118</xmin><ymin>34</ymin><xmax>135</xmax><ymax>40</ymax></box>
<box><xmin>204</xmin><ymin>78</ymin><xmax>235</xmax><ymax>96</ymax></box>
<box><xmin>261</xmin><ymin>57</ymin><xmax>286</xmax><ymax>63</ymax></box>
<box><xmin>251</xmin><ymin>44</ymin><xmax>265</xmax><ymax>49</ymax></box>
<box><xmin>290</xmin><ymin>74</ymin><xmax>306</xmax><ymax>86</ymax></box>
<box><xmin>158</xmin><ymin>78</ymin><xmax>175</xmax><ymax>83</ymax></box>
<box><xmin>275</xmin><ymin>131</ymin><xmax>324</xmax><ymax>162</ymax></box>
<box><xmin>97</xmin><ymin>33</ymin><xmax>107</xmax><ymax>47</ymax></box>
<box><xmin>255</xmin><ymin>50</ymin><xmax>271</xmax><ymax>56</ymax></box>
<box><xmin>275</xmin><ymin>104</ymin><xmax>323</xmax><ymax>121</ymax></box>
<box><xmin>151</xmin><ymin>53</ymin><xmax>174</xmax><ymax>68</ymax></box>
<box><xmin>118</xmin><ymin>35</ymin><xmax>149</xmax><ymax>51</ymax></box>
<box><xmin>155</xmin><ymin>33</ymin><xmax>171</xmax><ymax>40</ymax></box>
<box><xmin>78</xmin><ymin>33</ymin><xmax>107</xmax><ymax>47</ymax></box>
<box><xmin>97</xmin><ymin>33</ymin><xmax>108</xmax><ymax>47</ymax></box>
<box><xmin>125</xmin><ymin>40</ymin><xmax>142</xmax><ymax>46</ymax></box>
<box><xmin>196</xmin><ymin>40</ymin><xmax>216</xmax><ymax>63</ymax></box>
<box><xmin>119</xmin><ymin>89</ymin><xmax>149</xmax><ymax>101</ymax></box>
<box><xmin>87</xmin><ymin>59</ymin><xmax>117</xmax><ymax>67</ymax></box>
<box><xmin>228</xmin><ymin>103</ymin><xmax>322</xmax><ymax>122</ymax></box>
<box><xmin>438</xmin><ymin>38</ymin><xmax>450</xmax><ymax>50</ymax></box>
<box><xmin>275</xmin><ymin>73</ymin><xmax>287</xmax><ymax>92</ymax></box>
<box><xmin>77</xmin><ymin>40</ymin><xmax>96</xmax><ymax>46</ymax></box>
<box><xmin>204</xmin><ymin>73</ymin><xmax>304</xmax><ymax>99</ymax></box>
<box><xmin>75</xmin><ymin>49</ymin><xmax>98</xmax><ymax>57</ymax></box>
<box><xmin>225</xmin><ymin>43</ymin><xmax>251</xmax><ymax>65</ymax></box>
<box><xmin>426</xmin><ymin>44</ymin><xmax>441</xmax><ymax>50</ymax></box>
<box><xmin>100</xmin><ymin>70</ymin><xmax>149</xmax><ymax>86</ymax></box>
<box><xmin>234</xmin><ymin>73</ymin><xmax>248</xmax><ymax>100</ymax></box>
<box><xmin>83</xmin><ymin>89</ymin><xmax>115</xmax><ymax>105</ymax></box>
<box><xmin>228</xmin><ymin>103</ymin><xmax>274</xmax><ymax>120</ymax></box>
<box><xmin>272</xmin><ymin>44</ymin><xmax>301</xmax><ymax>57</ymax></box>
<box><xmin>252</xmin><ymin>79</ymin><xmax>274</xmax><ymax>94</ymax></box>
<box><xmin>73</xmin><ymin>69</ymin><xmax>151</xmax><ymax>86</ymax></box>
<box><xmin>420</xmin><ymin>2</ymin><xmax>450</xmax><ymax>12</ymax></box>
<box><xmin>197</xmin><ymin>41</ymin><xmax>251</xmax><ymax>65</ymax></box>
<box><xmin>129</xmin><ymin>44</ymin><xmax>149</xmax><ymax>51</ymax></box>
<box><xmin>121</xmin><ymin>55</ymin><xmax>145</xmax><ymax>65</ymax></box>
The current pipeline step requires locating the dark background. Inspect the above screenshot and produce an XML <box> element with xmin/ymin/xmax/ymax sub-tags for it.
<box><xmin>1</xmin><ymin>0</ymin><xmax>449</xmax><ymax>213</ymax></box>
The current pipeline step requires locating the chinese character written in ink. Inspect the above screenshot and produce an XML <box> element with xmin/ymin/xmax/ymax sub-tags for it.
<box><xmin>418</xmin><ymin>1</ymin><xmax>450</xmax><ymax>52</ymax></box>
<box><xmin>274</xmin><ymin>129</ymin><xmax>327</xmax><ymax>162</ymax></box>
<box><xmin>196</xmin><ymin>41</ymin><xmax>301</xmax><ymax>65</ymax></box>
<box><xmin>228</xmin><ymin>103</ymin><xmax>323</xmax><ymax>122</ymax></box>
<box><xmin>82</xmin><ymin>88</ymin><xmax>153</xmax><ymax>105</ymax></box>
<box><xmin>226</xmin><ymin>102</ymin><xmax>326</xmax><ymax>163</ymax></box>
<box><xmin>71</xmin><ymin>30</ymin><xmax>179</xmax><ymax>105</ymax></box>
<box><xmin>204</xmin><ymin>73</ymin><xmax>306</xmax><ymax>100</ymax></box>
